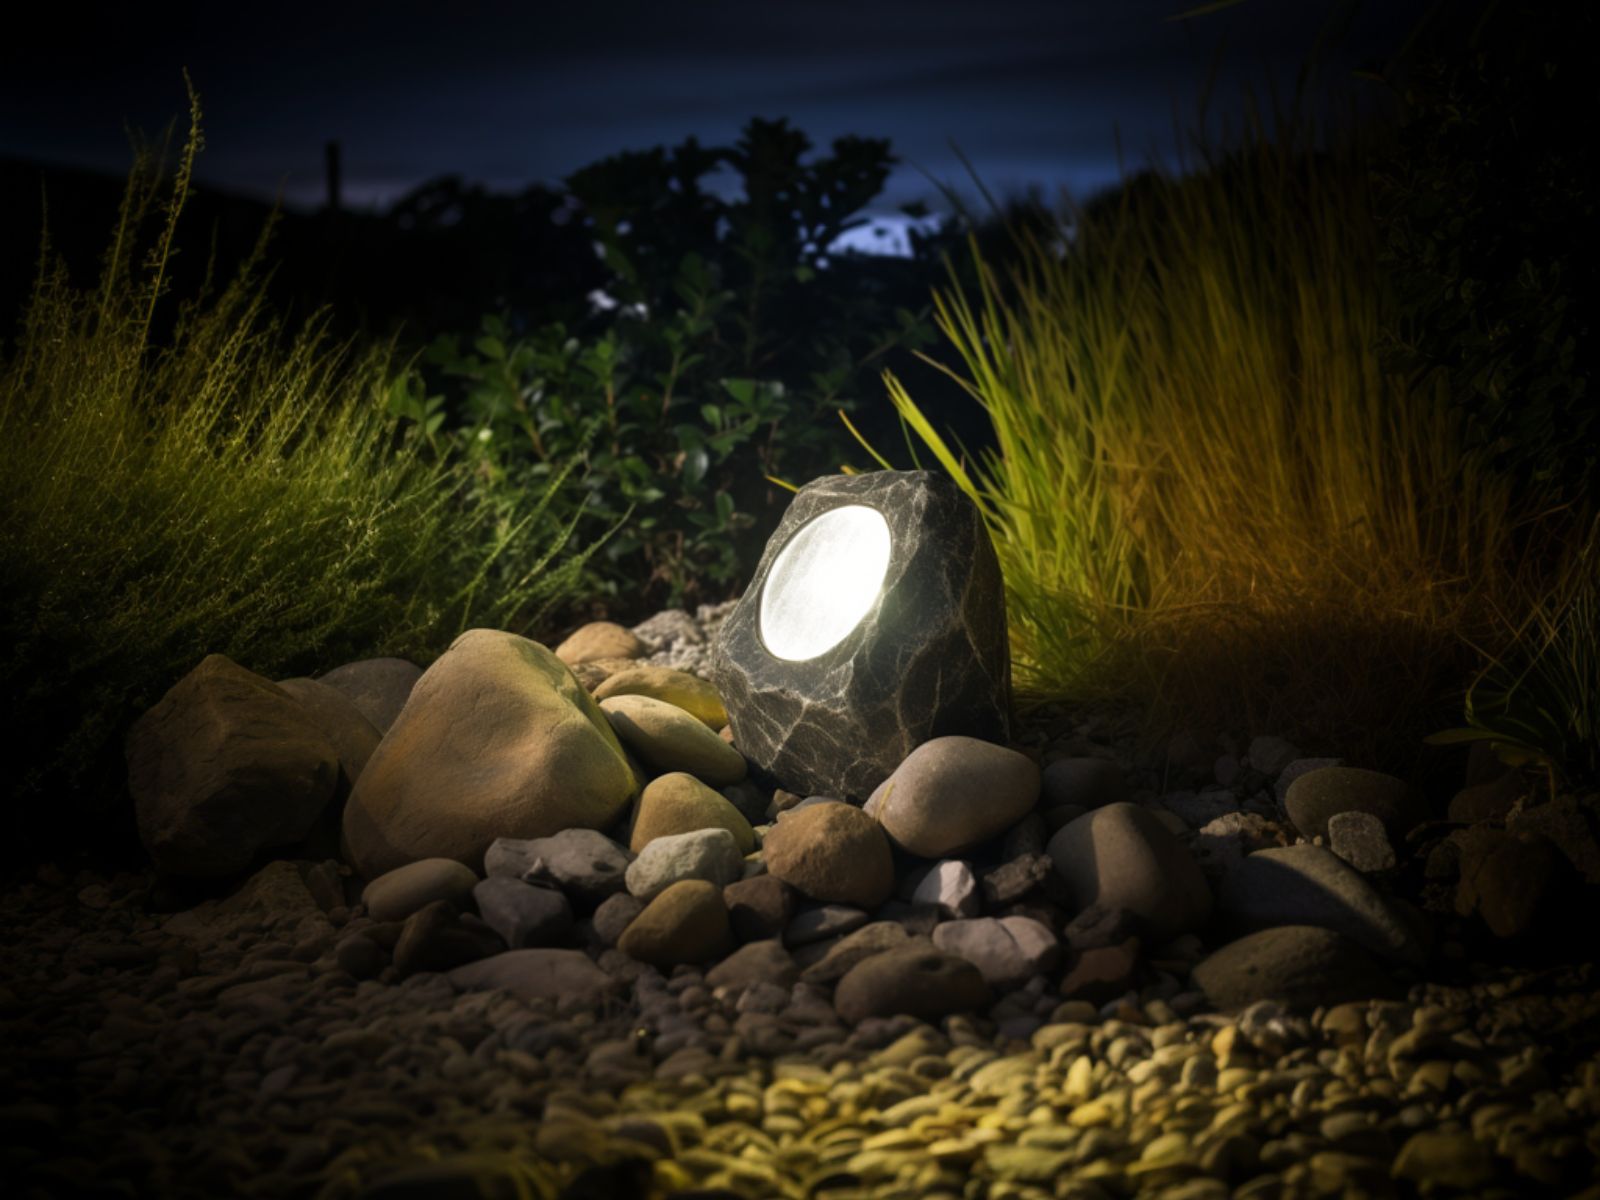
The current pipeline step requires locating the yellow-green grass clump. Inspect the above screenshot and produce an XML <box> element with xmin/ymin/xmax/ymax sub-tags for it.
<box><xmin>884</xmin><ymin>118</ymin><xmax>1581</xmax><ymax>770</ymax></box>
<box><xmin>0</xmin><ymin>107</ymin><xmax>588</xmax><ymax>857</ymax></box>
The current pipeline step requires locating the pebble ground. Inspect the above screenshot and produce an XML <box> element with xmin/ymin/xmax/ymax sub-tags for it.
<box><xmin>3</xmin><ymin>864</ymin><xmax>1599</xmax><ymax>1200</ymax></box>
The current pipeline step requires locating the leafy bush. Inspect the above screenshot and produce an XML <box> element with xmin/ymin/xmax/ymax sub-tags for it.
<box><xmin>415</xmin><ymin>119</ymin><xmax>949</xmax><ymax>611</ymax></box>
<box><xmin>880</xmin><ymin>114</ymin><xmax>1562</xmax><ymax>771</ymax></box>
<box><xmin>1374</xmin><ymin>2</ymin><xmax>1598</xmax><ymax>512</ymax></box>
<box><xmin>0</xmin><ymin>108</ymin><xmax>591</xmax><ymax>861</ymax></box>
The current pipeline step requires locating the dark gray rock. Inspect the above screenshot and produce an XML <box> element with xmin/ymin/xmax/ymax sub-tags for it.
<box><xmin>708</xmin><ymin>471</ymin><xmax>1011</xmax><ymax>801</ymax></box>
<box><xmin>705</xmin><ymin>939</ymin><xmax>799</xmax><ymax>990</ymax></box>
<box><xmin>981</xmin><ymin>853</ymin><xmax>1056</xmax><ymax>907</ymax></box>
<box><xmin>1192</xmin><ymin>926</ymin><xmax>1398</xmax><ymax>1011</ymax></box>
<box><xmin>334</xmin><ymin>933</ymin><xmax>387</xmax><ymax>979</ymax></box>
<box><xmin>1283</xmin><ymin>766</ymin><xmax>1426</xmax><ymax>842</ymax></box>
<box><xmin>472</xmin><ymin>877</ymin><xmax>573</xmax><ymax>948</ymax></box>
<box><xmin>785</xmin><ymin>903</ymin><xmax>870</xmax><ymax>947</ymax></box>
<box><xmin>393</xmin><ymin>900</ymin><xmax>502</xmax><ymax>976</ymax></box>
<box><xmin>362</xmin><ymin>858</ymin><xmax>479</xmax><ymax>922</ymax></box>
<box><xmin>1218</xmin><ymin>844</ymin><xmax>1424</xmax><ymax>965</ymax></box>
<box><xmin>315</xmin><ymin>656</ymin><xmax>422</xmax><ymax>735</ymax></box>
<box><xmin>797</xmin><ymin>921</ymin><xmax>918</xmax><ymax>985</ymax></box>
<box><xmin>1273</xmin><ymin>757</ymin><xmax>1345</xmax><ymax>806</ymax></box>
<box><xmin>484</xmin><ymin>830</ymin><xmax>633</xmax><ymax>910</ymax></box>
<box><xmin>833</xmin><ymin>945</ymin><xmax>991</xmax><ymax>1023</ymax></box>
<box><xmin>591</xmin><ymin>892</ymin><xmax>644</xmax><ymax>946</ymax></box>
<box><xmin>931</xmin><ymin>915</ymin><xmax>1059</xmax><ymax>990</ymax></box>
<box><xmin>871</xmin><ymin>899</ymin><xmax>943</xmax><ymax>937</ymax></box>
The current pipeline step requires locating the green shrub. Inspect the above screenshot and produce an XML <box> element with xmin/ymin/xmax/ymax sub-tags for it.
<box><xmin>417</xmin><ymin>119</ymin><xmax>948</xmax><ymax>611</ymax></box>
<box><xmin>0</xmin><ymin>108</ymin><xmax>591</xmax><ymax>861</ymax></box>
<box><xmin>880</xmin><ymin>113</ymin><xmax>1560</xmax><ymax>771</ymax></box>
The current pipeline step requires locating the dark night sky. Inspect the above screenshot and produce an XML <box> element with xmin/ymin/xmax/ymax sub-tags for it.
<box><xmin>3</xmin><ymin>0</ymin><xmax>1431</xmax><ymax>247</ymax></box>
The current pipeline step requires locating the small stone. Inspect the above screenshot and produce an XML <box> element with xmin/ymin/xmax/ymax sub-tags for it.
<box><xmin>723</xmin><ymin>874</ymin><xmax>797</xmax><ymax>942</ymax></box>
<box><xmin>392</xmin><ymin>899</ymin><xmax>501</xmax><ymax>976</ymax></box>
<box><xmin>910</xmin><ymin>859</ymin><xmax>983</xmax><ymax>918</ymax></box>
<box><xmin>628</xmin><ymin>771</ymin><xmax>755</xmax><ymax>853</ymax></box>
<box><xmin>1062</xmin><ymin>904</ymin><xmax>1140</xmax><ymax>953</ymax></box>
<box><xmin>554</xmin><ymin>621</ymin><xmax>648</xmax><ymax>666</ymax></box>
<box><xmin>981</xmin><ymin>853</ymin><xmax>1056</xmax><ymax>906</ymax></box>
<box><xmin>1392</xmin><ymin>1131</ymin><xmax>1493</xmax><ymax>1190</ymax></box>
<box><xmin>449</xmin><ymin>948</ymin><xmax>615</xmax><ymax>1002</ymax></box>
<box><xmin>594</xmin><ymin>665</ymin><xmax>727</xmax><ymax>728</ymax></box>
<box><xmin>932</xmin><ymin>915</ymin><xmax>1060</xmax><ymax>990</ymax></box>
<box><xmin>761</xmin><ymin>800</ymin><xmax>894</xmax><ymax>908</ymax></box>
<box><xmin>785</xmin><ymin>903</ymin><xmax>869</xmax><ymax>946</ymax></box>
<box><xmin>591</xmin><ymin>893</ymin><xmax>644</xmax><ymax>946</ymax></box>
<box><xmin>483</xmin><ymin>829</ymin><xmax>633</xmax><ymax>910</ymax></box>
<box><xmin>797</xmin><ymin>922</ymin><xmax>916</xmax><ymax>985</ymax></box>
<box><xmin>471</xmin><ymin>877</ymin><xmax>573</xmax><ymax>948</ymax></box>
<box><xmin>334</xmin><ymin>933</ymin><xmax>387</xmax><ymax>979</ymax></box>
<box><xmin>1273</xmin><ymin>757</ymin><xmax>1344</xmax><ymax>806</ymax></box>
<box><xmin>833</xmin><ymin>945</ymin><xmax>991</xmax><ymax>1023</ymax></box>
<box><xmin>705</xmin><ymin>939</ymin><xmax>799</xmax><ymax>990</ymax></box>
<box><xmin>873</xmin><ymin>737</ymin><xmax>1041</xmax><ymax>858</ymax></box>
<box><xmin>1191</xmin><ymin>926</ymin><xmax>1396</xmax><ymax>1011</ymax></box>
<box><xmin>624</xmin><ymin>828</ymin><xmax>744</xmax><ymax>902</ymax></box>
<box><xmin>1246</xmin><ymin>736</ymin><xmax>1301</xmax><ymax>777</ymax></box>
<box><xmin>362</xmin><ymin>859</ymin><xmax>479</xmax><ymax>922</ymax></box>
<box><xmin>1326</xmin><ymin>811</ymin><xmax>1395</xmax><ymax>873</ymax></box>
<box><xmin>1057</xmin><ymin>937</ymin><xmax>1140</xmax><ymax>1004</ymax></box>
<box><xmin>1046</xmin><ymin>803</ymin><xmax>1212</xmax><ymax>940</ymax></box>
<box><xmin>1283</xmin><ymin>766</ymin><xmax>1426</xmax><ymax>843</ymax></box>
<box><xmin>1041</xmin><ymin>757</ymin><xmax>1131</xmax><ymax>810</ymax></box>
<box><xmin>617</xmin><ymin>879</ymin><xmax>734</xmax><ymax>967</ymax></box>
<box><xmin>600</xmin><ymin>694</ymin><xmax>747</xmax><ymax>785</ymax></box>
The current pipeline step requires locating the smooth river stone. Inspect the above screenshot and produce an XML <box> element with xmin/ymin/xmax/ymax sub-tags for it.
<box><xmin>709</xmin><ymin>470</ymin><xmax>1011</xmax><ymax>802</ymax></box>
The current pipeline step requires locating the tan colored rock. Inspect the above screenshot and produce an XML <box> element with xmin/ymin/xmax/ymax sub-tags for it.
<box><xmin>570</xmin><ymin>657</ymin><xmax>639</xmax><ymax>692</ymax></box>
<box><xmin>762</xmin><ymin>801</ymin><xmax>894</xmax><ymax>908</ymax></box>
<box><xmin>341</xmin><ymin>629</ymin><xmax>637</xmax><ymax>879</ymax></box>
<box><xmin>127</xmin><ymin>654</ymin><xmax>340</xmax><ymax>877</ymax></box>
<box><xmin>617</xmin><ymin>879</ymin><xmax>733</xmax><ymax>966</ymax></box>
<box><xmin>629</xmin><ymin>772</ymin><xmax>755</xmax><ymax>853</ymax></box>
<box><xmin>600</xmin><ymin>694</ymin><xmax>747</xmax><ymax>785</ymax></box>
<box><xmin>594</xmin><ymin>665</ymin><xmax>728</xmax><ymax>728</ymax></box>
<box><xmin>873</xmin><ymin>736</ymin><xmax>1040</xmax><ymax>857</ymax></box>
<box><xmin>554</xmin><ymin>621</ymin><xmax>648</xmax><ymax>666</ymax></box>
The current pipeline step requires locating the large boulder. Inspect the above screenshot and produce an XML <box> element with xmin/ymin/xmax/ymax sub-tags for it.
<box><xmin>341</xmin><ymin>630</ymin><xmax>637</xmax><ymax>879</ymax></box>
<box><xmin>316</xmin><ymin>657</ymin><xmax>422</xmax><ymax>735</ymax></box>
<box><xmin>127</xmin><ymin>654</ymin><xmax>340</xmax><ymax>877</ymax></box>
<box><xmin>709</xmin><ymin>471</ymin><xmax>1011</xmax><ymax>802</ymax></box>
<box><xmin>761</xmin><ymin>801</ymin><xmax>894</xmax><ymax>909</ymax></box>
<box><xmin>871</xmin><ymin>736</ymin><xmax>1040</xmax><ymax>858</ymax></box>
<box><xmin>1046</xmin><ymin>802</ymin><xmax>1212</xmax><ymax>941</ymax></box>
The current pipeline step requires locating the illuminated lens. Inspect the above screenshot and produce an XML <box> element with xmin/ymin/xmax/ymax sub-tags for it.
<box><xmin>759</xmin><ymin>505</ymin><xmax>892</xmax><ymax>661</ymax></box>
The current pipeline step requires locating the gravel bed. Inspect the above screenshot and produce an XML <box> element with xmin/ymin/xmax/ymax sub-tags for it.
<box><xmin>3</xmin><ymin>864</ymin><xmax>1599</xmax><ymax>1200</ymax></box>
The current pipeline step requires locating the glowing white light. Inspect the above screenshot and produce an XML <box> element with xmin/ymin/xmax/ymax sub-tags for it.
<box><xmin>759</xmin><ymin>505</ymin><xmax>892</xmax><ymax>662</ymax></box>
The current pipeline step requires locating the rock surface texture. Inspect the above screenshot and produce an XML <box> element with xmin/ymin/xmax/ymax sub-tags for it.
<box><xmin>709</xmin><ymin>471</ymin><xmax>1011</xmax><ymax>801</ymax></box>
<box><xmin>871</xmin><ymin>736</ymin><xmax>1040</xmax><ymax>857</ymax></box>
<box><xmin>341</xmin><ymin>630</ymin><xmax>637</xmax><ymax>878</ymax></box>
<box><xmin>127</xmin><ymin>654</ymin><xmax>341</xmax><ymax>877</ymax></box>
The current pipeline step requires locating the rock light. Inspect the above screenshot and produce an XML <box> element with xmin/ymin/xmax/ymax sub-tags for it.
<box><xmin>710</xmin><ymin>470</ymin><xmax>1011</xmax><ymax>801</ymax></box>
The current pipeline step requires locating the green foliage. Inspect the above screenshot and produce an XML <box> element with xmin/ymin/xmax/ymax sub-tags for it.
<box><xmin>1427</xmin><ymin>518</ymin><xmax>1600</xmax><ymax>798</ymax></box>
<box><xmin>0</xmin><ymin>104</ymin><xmax>591</xmax><ymax>859</ymax></box>
<box><xmin>418</xmin><ymin>118</ymin><xmax>946</xmax><ymax>610</ymax></box>
<box><xmin>878</xmin><ymin>111</ymin><xmax>1561</xmax><ymax>770</ymax></box>
<box><xmin>1374</xmin><ymin>3</ymin><xmax>1598</xmax><ymax>511</ymax></box>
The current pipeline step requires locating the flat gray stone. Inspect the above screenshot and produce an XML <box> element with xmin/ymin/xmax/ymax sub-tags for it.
<box><xmin>624</xmin><ymin>828</ymin><xmax>744</xmax><ymax>902</ymax></box>
<box><xmin>1328</xmin><ymin>811</ymin><xmax>1397</xmax><ymax>873</ymax></box>
<box><xmin>785</xmin><ymin>903</ymin><xmax>870</xmax><ymax>947</ymax></box>
<box><xmin>932</xmin><ymin>915</ymin><xmax>1060</xmax><ymax>990</ymax></box>
<box><xmin>484</xmin><ymin>829</ymin><xmax>633</xmax><ymax>910</ymax></box>
<box><xmin>472</xmin><ymin>876</ymin><xmax>573</xmax><ymax>948</ymax></box>
<box><xmin>709</xmin><ymin>471</ymin><xmax>1011</xmax><ymax>801</ymax></box>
